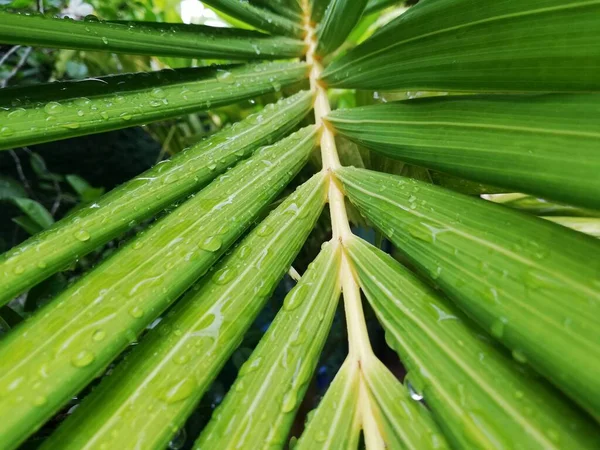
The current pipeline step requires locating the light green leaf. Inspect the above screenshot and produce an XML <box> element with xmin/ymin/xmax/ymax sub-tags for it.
<box><xmin>40</xmin><ymin>174</ymin><xmax>327</xmax><ymax>450</ymax></box>
<box><xmin>296</xmin><ymin>359</ymin><xmax>361</xmax><ymax>450</ymax></box>
<box><xmin>327</xmin><ymin>95</ymin><xmax>600</xmax><ymax>209</ymax></box>
<box><xmin>337</xmin><ymin>167</ymin><xmax>600</xmax><ymax>418</ymax></box>
<box><xmin>0</xmin><ymin>126</ymin><xmax>318</xmax><ymax>449</ymax></box>
<box><xmin>365</xmin><ymin>0</ymin><xmax>403</xmax><ymax>15</ymax></box>
<box><xmin>321</xmin><ymin>0</ymin><xmax>600</xmax><ymax>91</ymax></box>
<box><xmin>0</xmin><ymin>61</ymin><xmax>309</xmax><ymax>151</ymax></box>
<box><xmin>0</xmin><ymin>91</ymin><xmax>313</xmax><ymax>306</ymax></box>
<box><xmin>316</xmin><ymin>0</ymin><xmax>368</xmax><ymax>56</ymax></box>
<box><xmin>195</xmin><ymin>240</ymin><xmax>342</xmax><ymax>449</ymax></box>
<box><xmin>347</xmin><ymin>236</ymin><xmax>600</xmax><ymax>449</ymax></box>
<box><xmin>202</xmin><ymin>0</ymin><xmax>304</xmax><ymax>37</ymax></box>
<box><xmin>542</xmin><ymin>216</ymin><xmax>600</xmax><ymax>238</ymax></box>
<box><xmin>483</xmin><ymin>193</ymin><xmax>600</xmax><ymax>218</ymax></box>
<box><xmin>0</xmin><ymin>12</ymin><xmax>305</xmax><ymax>60</ymax></box>
<box><xmin>65</xmin><ymin>175</ymin><xmax>104</xmax><ymax>203</ymax></box>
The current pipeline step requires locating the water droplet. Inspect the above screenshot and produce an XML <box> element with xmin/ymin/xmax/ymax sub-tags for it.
<box><xmin>512</xmin><ymin>349</ymin><xmax>527</xmax><ymax>364</ymax></box>
<box><xmin>150</xmin><ymin>88</ymin><xmax>166</xmax><ymax>99</ymax></box>
<box><xmin>61</xmin><ymin>122</ymin><xmax>80</xmax><ymax>129</ymax></box>
<box><xmin>212</xmin><ymin>267</ymin><xmax>235</xmax><ymax>285</ymax></box>
<box><xmin>71</xmin><ymin>350</ymin><xmax>95</xmax><ymax>367</ymax></box>
<box><xmin>129</xmin><ymin>306</ymin><xmax>144</xmax><ymax>318</ymax></box>
<box><xmin>33</xmin><ymin>395</ymin><xmax>47</xmax><ymax>406</ymax></box>
<box><xmin>37</xmin><ymin>261</ymin><xmax>47</xmax><ymax>269</ymax></box>
<box><xmin>119</xmin><ymin>112</ymin><xmax>132</xmax><ymax>121</ymax></box>
<box><xmin>92</xmin><ymin>329</ymin><xmax>106</xmax><ymax>341</ymax></box>
<box><xmin>160</xmin><ymin>378</ymin><xmax>195</xmax><ymax>403</ymax></box>
<box><xmin>281</xmin><ymin>389</ymin><xmax>297</xmax><ymax>413</ymax></box>
<box><xmin>74</xmin><ymin>229</ymin><xmax>91</xmax><ymax>241</ymax></box>
<box><xmin>490</xmin><ymin>319</ymin><xmax>506</xmax><ymax>339</ymax></box>
<box><xmin>44</xmin><ymin>102</ymin><xmax>64</xmax><ymax>115</ymax></box>
<box><xmin>0</xmin><ymin>126</ymin><xmax>14</xmax><ymax>136</ymax></box>
<box><xmin>283</xmin><ymin>284</ymin><xmax>307</xmax><ymax>311</ymax></box>
<box><xmin>216</xmin><ymin>70</ymin><xmax>236</xmax><ymax>84</ymax></box>
<box><xmin>199</xmin><ymin>236</ymin><xmax>222</xmax><ymax>252</ymax></box>
<box><xmin>7</xmin><ymin>108</ymin><xmax>26</xmax><ymax>118</ymax></box>
<box><xmin>315</xmin><ymin>430</ymin><xmax>327</xmax><ymax>442</ymax></box>
<box><xmin>256</xmin><ymin>223</ymin><xmax>273</xmax><ymax>237</ymax></box>
<box><xmin>100</xmin><ymin>111</ymin><xmax>109</xmax><ymax>120</ymax></box>
<box><xmin>13</xmin><ymin>265</ymin><xmax>24</xmax><ymax>275</ymax></box>
<box><xmin>102</xmin><ymin>36</ymin><xmax>109</xmax><ymax>45</ymax></box>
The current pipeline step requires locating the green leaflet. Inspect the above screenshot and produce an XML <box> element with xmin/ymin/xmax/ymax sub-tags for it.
<box><xmin>0</xmin><ymin>91</ymin><xmax>313</xmax><ymax>306</ymax></box>
<box><xmin>337</xmin><ymin>167</ymin><xmax>600</xmax><ymax>419</ymax></box>
<box><xmin>310</xmin><ymin>0</ymin><xmax>330</xmax><ymax>23</ymax></box>
<box><xmin>194</xmin><ymin>241</ymin><xmax>342</xmax><ymax>449</ymax></box>
<box><xmin>321</xmin><ymin>0</ymin><xmax>600</xmax><ymax>91</ymax></box>
<box><xmin>296</xmin><ymin>359</ymin><xmax>361</xmax><ymax>450</ymax></box>
<box><xmin>0</xmin><ymin>12</ymin><xmax>305</xmax><ymax>60</ymax></box>
<box><xmin>362</xmin><ymin>356</ymin><xmax>449</xmax><ymax>449</ymax></box>
<box><xmin>347</xmin><ymin>237</ymin><xmax>600</xmax><ymax>449</ymax></box>
<box><xmin>202</xmin><ymin>0</ymin><xmax>304</xmax><ymax>38</ymax></box>
<box><xmin>0</xmin><ymin>126</ymin><xmax>317</xmax><ymax>450</ymax></box>
<box><xmin>483</xmin><ymin>193</ymin><xmax>600</xmax><ymax>218</ymax></box>
<box><xmin>250</xmin><ymin>0</ymin><xmax>303</xmax><ymax>21</ymax></box>
<box><xmin>41</xmin><ymin>174</ymin><xmax>327</xmax><ymax>450</ymax></box>
<box><xmin>542</xmin><ymin>217</ymin><xmax>600</xmax><ymax>238</ymax></box>
<box><xmin>327</xmin><ymin>95</ymin><xmax>600</xmax><ymax>209</ymax></box>
<box><xmin>0</xmin><ymin>61</ymin><xmax>309</xmax><ymax>150</ymax></box>
<box><xmin>316</xmin><ymin>0</ymin><xmax>368</xmax><ymax>56</ymax></box>
<box><xmin>365</xmin><ymin>0</ymin><xmax>403</xmax><ymax>15</ymax></box>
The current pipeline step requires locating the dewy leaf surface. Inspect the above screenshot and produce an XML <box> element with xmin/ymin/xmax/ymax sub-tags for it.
<box><xmin>361</xmin><ymin>355</ymin><xmax>450</xmax><ymax>449</ymax></box>
<box><xmin>347</xmin><ymin>237</ymin><xmax>600</xmax><ymax>449</ymax></box>
<box><xmin>296</xmin><ymin>359</ymin><xmax>361</xmax><ymax>450</ymax></box>
<box><xmin>0</xmin><ymin>12</ymin><xmax>306</xmax><ymax>60</ymax></box>
<box><xmin>0</xmin><ymin>126</ymin><xmax>318</xmax><ymax>449</ymax></box>
<box><xmin>0</xmin><ymin>61</ymin><xmax>309</xmax><ymax>150</ymax></box>
<box><xmin>194</xmin><ymin>241</ymin><xmax>342</xmax><ymax>449</ymax></box>
<box><xmin>337</xmin><ymin>167</ymin><xmax>600</xmax><ymax>418</ymax></box>
<box><xmin>41</xmin><ymin>174</ymin><xmax>327</xmax><ymax>450</ymax></box>
<box><xmin>0</xmin><ymin>91</ymin><xmax>313</xmax><ymax>306</ymax></box>
<box><xmin>316</xmin><ymin>0</ymin><xmax>368</xmax><ymax>56</ymax></box>
<box><xmin>321</xmin><ymin>0</ymin><xmax>600</xmax><ymax>91</ymax></box>
<box><xmin>327</xmin><ymin>94</ymin><xmax>600</xmax><ymax>209</ymax></box>
<box><xmin>201</xmin><ymin>0</ymin><xmax>304</xmax><ymax>38</ymax></box>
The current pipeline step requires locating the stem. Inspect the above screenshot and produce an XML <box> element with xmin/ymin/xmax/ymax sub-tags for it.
<box><xmin>302</xmin><ymin>0</ymin><xmax>372</xmax><ymax>362</ymax></box>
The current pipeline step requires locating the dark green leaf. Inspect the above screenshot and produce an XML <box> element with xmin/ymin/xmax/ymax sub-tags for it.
<box><xmin>316</xmin><ymin>0</ymin><xmax>368</xmax><ymax>56</ymax></box>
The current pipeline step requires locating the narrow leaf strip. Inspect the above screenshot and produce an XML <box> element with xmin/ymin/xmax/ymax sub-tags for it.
<box><xmin>250</xmin><ymin>0</ymin><xmax>303</xmax><ymax>21</ymax></box>
<box><xmin>337</xmin><ymin>167</ymin><xmax>600</xmax><ymax>418</ymax></box>
<box><xmin>361</xmin><ymin>355</ymin><xmax>450</xmax><ymax>449</ymax></box>
<box><xmin>482</xmin><ymin>193</ymin><xmax>600</xmax><ymax>218</ymax></box>
<box><xmin>321</xmin><ymin>0</ymin><xmax>600</xmax><ymax>91</ymax></box>
<box><xmin>0</xmin><ymin>91</ymin><xmax>313</xmax><ymax>306</ymax></box>
<box><xmin>0</xmin><ymin>12</ymin><xmax>305</xmax><ymax>59</ymax></box>
<box><xmin>41</xmin><ymin>174</ymin><xmax>327</xmax><ymax>450</ymax></box>
<box><xmin>316</xmin><ymin>0</ymin><xmax>368</xmax><ymax>56</ymax></box>
<box><xmin>0</xmin><ymin>61</ymin><xmax>309</xmax><ymax>150</ymax></box>
<box><xmin>542</xmin><ymin>217</ymin><xmax>600</xmax><ymax>238</ymax></box>
<box><xmin>296</xmin><ymin>359</ymin><xmax>361</xmax><ymax>450</ymax></box>
<box><xmin>202</xmin><ymin>0</ymin><xmax>304</xmax><ymax>37</ymax></box>
<box><xmin>327</xmin><ymin>95</ymin><xmax>600</xmax><ymax>209</ymax></box>
<box><xmin>194</xmin><ymin>241</ymin><xmax>342</xmax><ymax>449</ymax></box>
<box><xmin>365</xmin><ymin>0</ymin><xmax>403</xmax><ymax>15</ymax></box>
<box><xmin>348</xmin><ymin>237</ymin><xmax>600</xmax><ymax>449</ymax></box>
<box><xmin>0</xmin><ymin>126</ymin><xmax>317</xmax><ymax>449</ymax></box>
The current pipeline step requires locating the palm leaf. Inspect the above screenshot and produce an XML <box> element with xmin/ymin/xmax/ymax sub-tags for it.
<box><xmin>316</xmin><ymin>0</ymin><xmax>368</xmax><ymax>56</ymax></box>
<box><xmin>337</xmin><ymin>167</ymin><xmax>600</xmax><ymax>419</ymax></box>
<box><xmin>0</xmin><ymin>91</ymin><xmax>313</xmax><ymax>306</ymax></box>
<box><xmin>327</xmin><ymin>95</ymin><xmax>600</xmax><ymax>209</ymax></box>
<box><xmin>40</xmin><ymin>174</ymin><xmax>327</xmax><ymax>450</ymax></box>
<box><xmin>0</xmin><ymin>12</ymin><xmax>305</xmax><ymax>59</ymax></box>
<box><xmin>194</xmin><ymin>240</ymin><xmax>342</xmax><ymax>448</ymax></box>
<box><xmin>347</xmin><ymin>236</ymin><xmax>600</xmax><ymax>448</ymax></box>
<box><xmin>0</xmin><ymin>61</ymin><xmax>308</xmax><ymax>150</ymax></box>
<box><xmin>321</xmin><ymin>0</ymin><xmax>600</xmax><ymax>91</ymax></box>
<box><xmin>0</xmin><ymin>127</ymin><xmax>317</xmax><ymax>449</ymax></box>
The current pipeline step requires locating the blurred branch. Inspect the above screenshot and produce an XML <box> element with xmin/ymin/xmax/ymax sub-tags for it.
<box><xmin>1</xmin><ymin>47</ymin><xmax>32</xmax><ymax>88</ymax></box>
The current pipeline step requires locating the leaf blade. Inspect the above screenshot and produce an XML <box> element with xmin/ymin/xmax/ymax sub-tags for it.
<box><xmin>321</xmin><ymin>0</ymin><xmax>600</xmax><ymax>92</ymax></box>
<box><xmin>0</xmin><ymin>12</ymin><xmax>305</xmax><ymax>60</ymax></box>
<box><xmin>40</xmin><ymin>174</ymin><xmax>327</xmax><ymax>450</ymax></box>
<box><xmin>316</xmin><ymin>0</ymin><xmax>368</xmax><ymax>56</ymax></box>
<box><xmin>0</xmin><ymin>126</ymin><xmax>318</xmax><ymax>449</ymax></box>
<box><xmin>194</xmin><ymin>241</ymin><xmax>342</xmax><ymax>449</ymax></box>
<box><xmin>337</xmin><ymin>167</ymin><xmax>600</xmax><ymax>418</ymax></box>
<box><xmin>0</xmin><ymin>61</ymin><xmax>309</xmax><ymax>151</ymax></box>
<box><xmin>327</xmin><ymin>95</ymin><xmax>600</xmax><ymax>209</ymax></box>
<box><xmin>0</xmin><ymin>91</ymin><xmax>313</xmax><ymax>306</ymax></box>
<box><xmin>348</xmin><ymin>237</ymin><xmax>600</xmax><ymax>448</ymax></box>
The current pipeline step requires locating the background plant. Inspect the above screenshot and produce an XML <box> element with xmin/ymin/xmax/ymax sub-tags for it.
<box><xmin>0</xmin><ymin>0</ymin><xmax>599</xmax><ymax>449</ymax></box>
